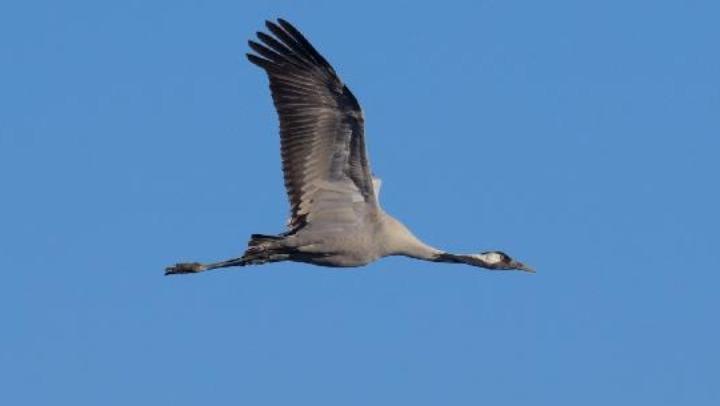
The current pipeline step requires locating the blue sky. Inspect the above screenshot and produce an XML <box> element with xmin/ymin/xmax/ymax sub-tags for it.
<box><xmin>2</xmin><ymin>1</ymin><xmax>718</xmax><ymax>404</ymax></box>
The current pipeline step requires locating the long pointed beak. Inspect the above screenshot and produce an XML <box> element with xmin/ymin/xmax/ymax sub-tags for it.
<box><xmin>513</xmin><ymin>261</ymin><xmax>535</xmax><ymax>273</ymax></box>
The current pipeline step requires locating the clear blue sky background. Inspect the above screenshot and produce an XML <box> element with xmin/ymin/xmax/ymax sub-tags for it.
<box><xmin>2</xmin><ymin>1</ymin><xmax>718</xmax><ymax>405</ymax></box>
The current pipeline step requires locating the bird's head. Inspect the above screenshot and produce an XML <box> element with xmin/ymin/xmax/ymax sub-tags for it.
<box><xmin>463</xmin><ymin>251</ymin><xmax>534</xmax><ymax>272</ymax></box>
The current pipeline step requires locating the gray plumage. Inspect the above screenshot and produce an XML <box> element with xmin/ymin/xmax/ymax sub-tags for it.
<box><xmin>165</xmin><ymin>19</ymin><xmax>532</xmax><ymax>275</ymax></box>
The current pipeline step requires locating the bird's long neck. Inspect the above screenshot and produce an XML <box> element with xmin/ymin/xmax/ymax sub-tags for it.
<box><xmin>381</xmin><ymin>214</ymin><xmax>444</xmax><ymax>261</ymax></box>
<box><xmin>432</xmin><ymin>252</ymin><xmax>488</xmax><ymax>267</ymax></box>
<box><xmin>397</xmin><ymin>238</ymin><xmax>444</xmax><ymax>261</ymax></box>
<box><xmin>387</xmin><ymin>233</ymin><xmax>487</xmax><ymax>267</ymax></box>
<box><xmin>380</xmin><ymin>215</ymin><xmax>499</xmax><ymax>267</ymax></box>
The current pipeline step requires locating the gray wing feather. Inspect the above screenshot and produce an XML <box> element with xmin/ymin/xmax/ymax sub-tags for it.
<box><xmin>247</xmin><ymin>19</ymin><xmax>377</xmax><ymax>232</ymax></box>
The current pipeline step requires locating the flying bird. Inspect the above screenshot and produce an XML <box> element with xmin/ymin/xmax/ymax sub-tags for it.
<box><xmin>165</xmin><ymin>19</ymin><xmax>532</xmax><ymax>275</ymax></box>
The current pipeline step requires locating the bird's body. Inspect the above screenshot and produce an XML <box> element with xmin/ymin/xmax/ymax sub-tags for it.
<box><xmin>166</xmin><ymin>19</ymin><xmax>532</xmax><ymax>275</ymax></box>
<box><xmin>255</xmin><ymin>211</ymin><xmax>439</xmax><ymax>268</ymax></box>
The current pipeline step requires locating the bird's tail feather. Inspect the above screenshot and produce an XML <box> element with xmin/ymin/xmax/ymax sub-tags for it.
<box><xmin>248</xmin><ymin>234</ymin><xmax>284</xmax><ymax>246</ymax></box>
<box><xmin>241</xmin><ymin>234</ymin><xmax>289</xmax><ymax>265</ymax></box>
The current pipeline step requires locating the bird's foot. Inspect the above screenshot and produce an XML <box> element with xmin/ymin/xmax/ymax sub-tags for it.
<box><xmin>165</xmin><ymin>262</ymin><xmax>206</xmax><ymax>276</ymax></box>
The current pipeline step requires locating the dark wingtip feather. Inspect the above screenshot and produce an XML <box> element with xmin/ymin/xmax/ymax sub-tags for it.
<box><xmin>265</xmin><ymin>19</ymin><xmax>280</xmax><ymax>32</ymax></box>
<box><xmin>275</xmin><ymin>18</ymin><xmax>334</xmax><ymax>71</ymax></box>
<box><xmin>248</xmin><ymin>39</ymin><xmax>283</xmax><ymax>63</ymax></box>
<box><xmin>249</xmin><ymin>19</ymin><xmax>339</xmax><ymax>78</ymax></box>
<box><xmin>246</xmin><ymin>53</ymin><xmax>273</xmax><ymax>70</ymax></box>
<box><xmin>276</xmin><ymin>18</ymin><xmax>295</xmax><ymax>31</ymax></box>
<box><xmin>256</xmin><ymin>31</ymin><xmax>293</xmax><ymax>57</ymax></box>
<box><xmin>247</xmin><ymin>40</ymin><xmax>266</xmax><ymax>58</ymax></box>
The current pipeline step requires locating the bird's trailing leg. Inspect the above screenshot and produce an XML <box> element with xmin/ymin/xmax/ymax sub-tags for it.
<box><xmin>165</xmin><ymin>233</ymin><xmax>291</xmax><ymax>275</ymax></box>
<box><xmin>165</xmin><ymin>257</ymin><xmax>247</xmax><ymax>275</ymax></box>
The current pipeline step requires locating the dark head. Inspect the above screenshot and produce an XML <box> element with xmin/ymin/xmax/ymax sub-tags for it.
<box><xmin>472</xmin><ymin>251</ymin><xmax>533</xmax><ymax>272</ymax></box>
<box><xmin>438</xmin><ymin>251</ymin><xmax>533</xmax><ymax>272</ymax></box>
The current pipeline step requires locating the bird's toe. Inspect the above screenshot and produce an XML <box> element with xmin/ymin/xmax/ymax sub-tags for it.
<box><xmin>165</xmin><ymin>262</ymin><xmax>205</xmax><ymax>275</ymax></box>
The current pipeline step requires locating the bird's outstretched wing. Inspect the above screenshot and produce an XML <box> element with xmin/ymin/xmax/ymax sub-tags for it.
<box><xmin>247</xmin><ymin>19</ymin><xmax>377</xmax><ymax>232</ymax></box>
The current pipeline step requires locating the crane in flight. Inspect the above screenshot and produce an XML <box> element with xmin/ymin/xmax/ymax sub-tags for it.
<box><xmin>166</xmin><ymin>19</ymin><xmax>533</xmax><ymax>275</ymax></box>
